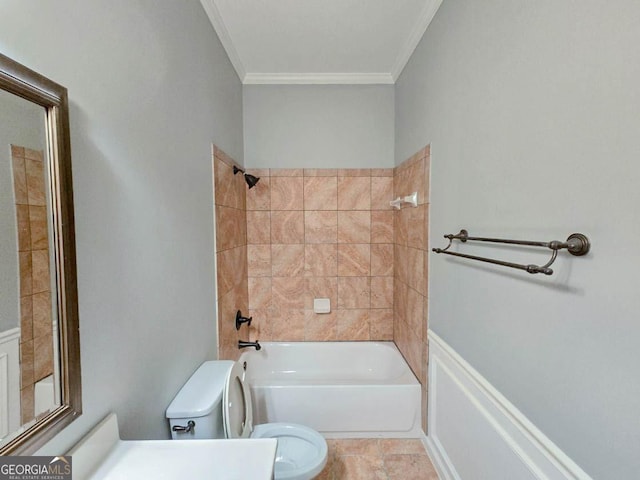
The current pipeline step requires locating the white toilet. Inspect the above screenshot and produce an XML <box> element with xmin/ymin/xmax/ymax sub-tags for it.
<box><xmin>166</xmin><ymin>360</ymin><xmax>328</xmax><ymax>480</ymax></box>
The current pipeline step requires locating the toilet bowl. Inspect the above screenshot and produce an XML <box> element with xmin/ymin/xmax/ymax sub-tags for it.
<box><xmin>166</xmin><ymin>360</ymin><xmax>327</xmax><ymax>480</ymax></box>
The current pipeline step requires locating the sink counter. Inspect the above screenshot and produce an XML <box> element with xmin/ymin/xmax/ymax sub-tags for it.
<box><xmin>68</xmin><ymin>414</ymin><xmax>276</xmax><ymax>480</ymax></box>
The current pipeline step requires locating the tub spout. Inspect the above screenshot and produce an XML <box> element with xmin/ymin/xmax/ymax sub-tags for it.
<box><xmin>238</xmin><ymin>340</ymin><xmax>261</xmax><ymax>351</ymax></box>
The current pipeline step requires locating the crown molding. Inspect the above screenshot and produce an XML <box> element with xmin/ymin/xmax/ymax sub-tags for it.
<box><xmin>390</xmin><ymin>0</ymin><xmax>443</xmax><ymax>82</ymax></box>
<box><xmin>243</xmin><ymin>72</ymin><xmax>394</xmax><ymax>85</ymax></box>
<box><xmin>200</xmin><ymin>0</ymin><xmax>246</xmax><ymax>81</ymax></box>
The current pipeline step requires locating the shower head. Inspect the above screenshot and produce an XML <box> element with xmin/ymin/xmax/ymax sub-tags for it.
<box><xmin>244</xmin><ymin>174</ymin><xmax>260</xmax><ymax>189</ymax></box>
<box><xmin>232</xmin><ymin>165</ymin><xmax>260</xmax><ymax>189</ymax></box>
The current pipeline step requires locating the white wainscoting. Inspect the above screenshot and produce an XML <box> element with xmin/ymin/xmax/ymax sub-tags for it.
<box><xmin>424</xmin><ymin>330</ymin><xmax>592</xmax><ymax>480</ymax></box>
<box><xmin>0</xmin><ymin>327</ymin><xmax>20</xmax><ymax>439</ymax></box>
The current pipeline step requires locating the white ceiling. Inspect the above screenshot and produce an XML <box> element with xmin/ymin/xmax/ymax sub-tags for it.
<box><xmin>200</xmin><ymin>0</ymin><xmax>443</xmax><ymax>85</ymax></box>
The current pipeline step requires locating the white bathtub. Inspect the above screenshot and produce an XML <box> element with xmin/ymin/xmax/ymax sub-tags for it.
<box><xmin>239</xmin><ymin>342</ymin><xmax>422</xmax><ymax>438</ymax></box>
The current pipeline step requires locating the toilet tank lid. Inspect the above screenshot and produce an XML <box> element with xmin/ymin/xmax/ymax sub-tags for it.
<box><xmin>165</xmin><ymin>361</ymin><xmax>234</xmax><ymax>419</ymax></box>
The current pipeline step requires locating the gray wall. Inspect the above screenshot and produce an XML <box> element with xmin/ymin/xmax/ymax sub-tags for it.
<box><xmin>395</xmin><ymin>1</ymin><xmax>640</xmax><ymax>478</ymax></box>
<box><xmin>0</xmin><ymin>91</ymin><xmax>46</xmax><ymax>332</ymax></box>
<box><xmin>0</xmin><ymin>0</ymin><xmax>243</xmax><ymax>452</ymax></box>
<box><xmin>244</xmin><ymin>85</ymin><xmax>394</xmax><ymax>169</ymax></box>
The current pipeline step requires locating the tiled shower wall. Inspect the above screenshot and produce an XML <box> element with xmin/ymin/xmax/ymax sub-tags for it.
<box><xmin>244</xmin><ymin>168</ymin><xmax>395</xmax><ymax>342</ymax></box>
<box><xmin>393</xmin><ymin>145</ymin><xmax>430</xmax><ymax>431</ymax></box>
<box><xmin>213</xmin><ymin>144</ymin><xmax>431</xmax><ymax>430</ymax></box>
<box><xmin>11</xmin><ymin>145</ymin><xmax>55</xmax><ymax>424</ymax></box>
<box><xmin>213</xmin><ymin>146</ymin><xmax>248</xmax><ymax>361</ymax></box>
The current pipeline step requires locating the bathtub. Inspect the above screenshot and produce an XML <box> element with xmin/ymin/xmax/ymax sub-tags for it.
<box><xmin>239</xmin><ymin>342</ymin><xmax>422</xmax><ymax>438</ymax></box>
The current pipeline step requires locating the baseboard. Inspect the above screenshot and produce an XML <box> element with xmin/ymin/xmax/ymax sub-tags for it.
<box><xmin>427</xmin><ymin>330</ymin><xmax>592</xmax><ymax>480</ymax></box>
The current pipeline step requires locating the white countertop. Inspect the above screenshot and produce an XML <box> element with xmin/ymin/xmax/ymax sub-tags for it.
<box><xmin>68</xmin><ymin>414</ymin><xmax>276</xmax><ymax>480</ymax></box>
<box><xmin>88</xmin><ymin>439</ymin><xmax>277</xmax><ymax>480</ymax></box>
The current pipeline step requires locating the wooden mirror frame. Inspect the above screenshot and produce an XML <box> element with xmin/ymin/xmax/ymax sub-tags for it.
<box><xmin>0</xmin><ymin>53</ymin><xmax>81</xmax><ymax>454</ymax></box>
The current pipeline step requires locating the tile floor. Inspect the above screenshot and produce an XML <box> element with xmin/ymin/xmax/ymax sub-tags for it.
<box><xmin>316</xmin><ymin>438</ymin><xmax>439</xmax><ymax>479</ymax></box>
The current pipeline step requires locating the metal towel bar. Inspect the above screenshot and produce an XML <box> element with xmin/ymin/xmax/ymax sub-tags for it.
<box><xmin>432</xmin><ymin>229</ymin><xmax>590</xmax><ymax>275</ymax></box>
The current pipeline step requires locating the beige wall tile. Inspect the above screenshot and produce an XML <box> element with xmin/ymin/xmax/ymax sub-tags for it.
<box><xmin>371</xmin><ymin>277</ymin><xmax>393</xmax><ymax>309</ymax></box>
<box><xmin>248</xmin><ymin>309</ymin><xmax>272</xmax><ymax>342</ymax></box>
<box><xmin>406</xmin><ymin>247</ymin><xmax>426</xmax><ymax>295</ymax></box>
<box><xmin>394</xmin><ymin>208</ymin><xmax>409</xmax><ymax>246</ymax></box>
<box><xmin>303</xmin><ymin>169</ymin><xmax>337</xmax><ymax>177</ymax></box>
<box><xmin>337</xmin><ymin>169</ymin><xmax>371</xmax><ymax>177</ymax></box>
<box><xmin>338</xmin><ymin>177</ymin><xmax>370</xmax><ymax>210</ymax></box>
<box><xmin>304</xmin><ymin>177</ymin><xmax>337</xmax><ymax>210</ymax></box>
<box><xmin>371</xmin><ymin>244</ymin><xmax>394</xmax><ymax>277</ymax></box>
<box><xmin>304</xmin><ymin>277</ymin><xmax>338</xmax><ymax>310</ymax></box>
<box><xmin>406</xmin><ymin>287</ymin><xmax>424</xmax><ymax>337</ymax></box>
<box><xmin>337</xmin><ymin>277</ymin><xmax>370</xmax><ymax>309</ymax></box>
<box><xmin>371</xmin><ymin>211</ymin><xmax>394</xmax><ymax>244</ymax></box>
<box><xmin>11</xmin><ymin>145</ymin><xmax>25</xmax><ymax>157</ymax></box>
<box><xmin>11</xmin><ymin>155</ymin><xmax>28</xmax><ymax>205</ymax></box>
<box><xmin>304</xmin><ymin>211</ymin><xmax>337</xmax><ymax>244</ymax></box>
<box><xmin>247</xmin><ymin>245</ymin><xmax>271</xmax><ymax>277</ymax></box>
<box><xmin>371</xmin><ymin>177</ymin><xmax>394</xmax><ymax>210</ymax></box>
<box><xmin>407</xmin><ymin>204</ymin><xmax>427</xmax><ymax>250</ymax></box>
<box><xmin>337</xmin><ymin>310</ymin><xmax>370</xmax><ymax>341</ymax></box>
<box><xmin>20</xmin><ymin>296</ymin><xmax>33</xmax><ymax>341</ymax></box>
<box><xmin>21</xmin><ymin>384</ymin><xmax>34</xmax><ymax>425</ymax></box>
<box><xmin>19</xmin><ymin>251</ymin><xmax>32</xmax><ymax>296</ymax></box>
<box><xmin>270</xmin><ymin>308</ymin><xmax>305</xmax><ymax>341</ymax></box>
<box><xmin>271</xmin><ymin>244</ymin><xmax>305</xmax><ymax>277</ymax></box>
<box><xmin>215</xmin><ymin>206</ymin><xmax>246</xmax><ymax>252</ymax></box>
<box><xmin>33</xmin><ymin>333</ymin><xmax>53</xmax><ymax>381</ymax></box>
<box><xmin>246</xmin><ymin>176</ymin><xmax>271</xmax><ymax>211</ymax></box>
<box><xmin>338</xmin><ymin>211</ymin><xmax>370</xmax><ymax>243</ymax></box>
<box><xmin>20</xmin><ymin>340</ymin><xmax>34</xmax><ymax>388</ymax></box>
<box><xmin>304</xmin><ymin>244</ymin><xmax>337</xmax><ymax>277</ymax></box>
<box><xmin>305</xmin><ymin>311</ymin><xmax>337</xmax><ymax>341</ymax></box>
<box><xmin>246</xmin><ymin>211</ymin><xmax>271</xmax><ymax>244</ymax></box>
<box><xmin>271</xmin><ymin>177</ymin><xmax>304</xmax><ymax>210</ymax></box>
<box><xmin>16</xmin><ymin>205</ymin><xmax>31</xmax><ymax>251</ymax></box>
<box><xmin>217</xmin><ymin>247</ymin><xmax>247</xmax><ymax>297</ymax></box>
<box><xmin>270</xmin><ymin>168</ymin><xmax>303</xmax><ymax>177</ymax></box>
<box><xmin>338</xmin><ymin>244</ymin><xmax>370</xmax><ymax>276</ymax></box>
<box><xmin>369</xmin><ymin>309</ymin><xmax>393</xmax><ymax>340</ymax></box>
<box><xmin>370</xmin><ymin>168</ymin><xmax>394</xmax><ymax>177</ymax></box>
<box><xmin>28</xmin><ymin>205</ymin><xmax>48</xmax><ymax>250</ymax></box>
<box><xmin>32</xmin><ymin>291</ymin><xmax>52</xmax><ymax>339</ymax></box>
<box><xmin>246</xmin><ymin>168</ymin><xmax>270</xmax><ymax>178</ymax></box>
<box><xmin>272</xmin><ymin>277</ymin><xmax>305</xmax><ymax>309</ymax></box>
<box><xmin>271</xmin><ymin>211</ymin><xmax>304</xmax><ymax>244</ymax></box>
<box><xmin>25</xmin><ymin>158</ymin><xmax>46</xmax><ymax>206</ymax></box>
<box><xmin>248</xmin><ymin>278</ymin><xmax>272</xmax><ymax>310</ymax></box>
<box><xmin>214</xmin><ymin>157</ymin><xmax>236</xmax><ymax>208</ymax></box>
<box><xmin>394</xmin><ymin>244</ymin><xmax>408</xmax><ymax>283</ymax></box>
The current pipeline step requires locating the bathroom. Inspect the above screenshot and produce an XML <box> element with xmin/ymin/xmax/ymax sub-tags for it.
<box><xmin>0</xmin><ymin>0</ymin><xmax>639</xmax><ymax>479</ymax></box>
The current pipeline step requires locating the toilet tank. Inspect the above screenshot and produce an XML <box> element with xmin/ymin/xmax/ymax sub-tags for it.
<box><xmin>165</xmin><ymin>360</ymin><xmax>234</xmax><ymax>440</ymax></box>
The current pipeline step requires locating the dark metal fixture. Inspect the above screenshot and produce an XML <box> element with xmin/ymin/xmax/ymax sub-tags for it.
<box><xmin>235</xmin><ymin>310</ymin><xmax>252</xmax><ymax>330</ymax></box>
<box><xmin>238</xmin><ymin>340</ymin><xmax>261</xmax><ymax>351</ymax></box>
<box><xmin>172</xmin><ymin>420</ymin><xmax>195</xmax><ymax>433</ymax></box>
<box><xmin>432</xmin><ymin>229</ymin><xmax>590</xmax><ymax>275</ymax></box>
<box><xmin>233</xmin><ymin>165</ymin><xmax>260</xmax><ymax>189</ymax></box>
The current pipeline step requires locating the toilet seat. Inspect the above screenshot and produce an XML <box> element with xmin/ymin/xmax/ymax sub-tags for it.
<box><xmin>223</xmin><ymin>361</ymin><xmax>328</xmax><ymax>480</ymax></box>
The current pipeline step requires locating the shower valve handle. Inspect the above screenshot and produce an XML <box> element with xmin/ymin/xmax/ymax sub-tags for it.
<box><xmin>235</xmin><ymin>310</ymin><xmax>253</xmax><ymax>330</ymax></box>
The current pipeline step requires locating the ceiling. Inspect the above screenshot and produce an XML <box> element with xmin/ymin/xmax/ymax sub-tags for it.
<box><xmin>200</xmin><ymin>0</ymin><xmax>443</xmax><ymax>85</ymax></box>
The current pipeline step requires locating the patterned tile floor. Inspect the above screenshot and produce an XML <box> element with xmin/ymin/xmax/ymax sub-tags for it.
<box><xmin>316</xmin><ymin>438</ymin><xmax>439</xmax><ymax>479</ymax></box>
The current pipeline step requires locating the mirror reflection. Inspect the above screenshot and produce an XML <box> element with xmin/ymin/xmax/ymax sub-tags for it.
<box><xmin>0</xmin><ymin>88</ymin><xmax>61</xmax><ymax>443</ymax></box>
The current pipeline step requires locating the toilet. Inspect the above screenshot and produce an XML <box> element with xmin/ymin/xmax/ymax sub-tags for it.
<box><xmin>166</xmin><ymin>360</ymin><xmax>328</xmax><ymax>480</ymax></box>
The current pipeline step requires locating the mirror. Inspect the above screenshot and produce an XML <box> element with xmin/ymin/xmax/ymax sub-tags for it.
<box><xmin>0</xmin><ymin>53</ymin><xmax>81</xmax><ymax>454</ymax></box>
